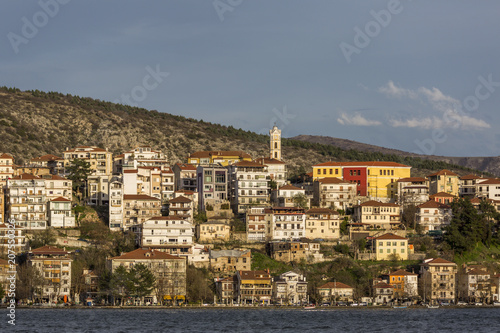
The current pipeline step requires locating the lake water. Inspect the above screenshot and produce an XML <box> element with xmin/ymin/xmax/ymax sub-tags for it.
<box><xmin>4</xmin><ymin>308</ymin><xmax>500</xmax><ymax>332</ymax></box>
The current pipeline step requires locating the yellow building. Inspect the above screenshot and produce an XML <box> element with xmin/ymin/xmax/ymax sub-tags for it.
<box><xmin>312</xmin><ymin>161</ymin><xmax>411</xmax><ymax>201</ymax></box>
<box><xmin>236</xmin><ymin>270</ymin><xmax>272</xmax><ymax>304</ymax></box>
<box><xmin>63</xmin><ymin>146</ymin><xmax>113</xmax><ymax>176</ymax></box>
<box><xmin>374</xmin><ymin>233</ymin><xmax>408</xmax><ymax>261</ymax></box>
<box><xmin>187</xmin><ymin>151</ymin><xmax>252</xmax><ymax>166</ymax></box>
<box><xmin>427</xmin><ymin>169</ymin><xmax>460</xmax><ymax>196</ymax></box>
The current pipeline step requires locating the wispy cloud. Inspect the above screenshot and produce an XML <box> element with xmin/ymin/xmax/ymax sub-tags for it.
<box><xmin>337</xmin><ymin>113</ymin><xmax>382</xmax><ymax>126</ymax></box>
<box><xmin>379</xmin><ymin>81</ymin><xmax>489</xmax><ymax>130</ymax></box>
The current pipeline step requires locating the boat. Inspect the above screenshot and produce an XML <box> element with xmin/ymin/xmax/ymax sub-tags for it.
<box><xmin>426</xmin><ymin>305</ymin><xmax>439</xmax><ymax>309</ymax></box>
<box><xmin>392</xmin><ymin>305</ymin><xmax>407</xmax><ymax>309</ymax></box>
<box><xmin>303</xmin><ymin>305</ymin><xmax>316</xmax><ymax>310</ymax></box>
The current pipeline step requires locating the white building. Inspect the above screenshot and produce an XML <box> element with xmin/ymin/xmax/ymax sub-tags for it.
<box><xmin>229</xmin><ymin>161</ymin><xmax>270</xmax><ymax>214</ymax></box>
<box><xmin>137</xmin><ymin>216</ymin><xmax>194</xmax><ymax>256</ymax></box>
<box><xmin>48</xmin><ymin>197</ymin><xmax>75</xmax><ymax>228</ymax></box>
<box><xmin>108</xmin><ymin>176</ymin><xmax>124</xmax><ymax>231</ymax></box>
<box><xmin>43</xmin><ymin>175</ymin><xmax>72</xmax><ymax>201</ymax></box>
<box><xmin>255</xmin><ymin>157</ymin><xmax>287</xmax><ymax>188</ymax></box>
<box><xmin>7</xmin><ymin>174</ymin><xmax>47</xmax><ymax>230</ymax></box>
<box><xmin>416</xmin><ymin>200</ymin><xmax>452</xmax><ymax>232</ymax></box>
<box><xmin>266</xmin><ymin>207</ymin><xmax>306</xmax><ymax>241</ymax></box>
<box><xmin>313</xmin><ymin>177</ymin><xmax>357</xmax><ymax>210</ymax></box>
<box><xmin>272</xmin><ymin>184</ymin><xmax>306</xmax><ymax>208</ymax></box>
<box><xmin>476</xmin><ymin>178</ymin><xmax>500</xmax><ymax>200</ymax></box>
<box><xmin>396</xmin><ymin>177</ymin><xmax>429</xmax><ymax>207</ymax></box>
<box><xmin>272</xmin><ymin>271</ymin><xmax>308</xmax><ymax>305</ymax></box>
<box><xmin>246</xmin><ymin>207</ymin><xmax>267</xmax><ymax>242</ymax></box>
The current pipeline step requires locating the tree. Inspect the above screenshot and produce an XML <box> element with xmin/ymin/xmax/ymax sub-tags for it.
<box><xmin>66</xmin><ymin>158</ymin><xmax>92</xmax><ymax>198</ymax></box>
<box><xmin>401</xmin><ymin>205</ymin><xmax>418</xmax><ymax>230</ymax></box>
<box><xmin>186</xmin><ymin>266</ymin><xmax>213</xmax><ymax>303</ymax></box>
<box><xmin>293</xmin><ymin>193</ymin><xmax>308</xmax><ymax>209</ymax></box>
<box><xmin>129</xmin><ymin>264</ymin><xmax>156</xmax><ymax>304</ymax></box>
<box><xmin>29</xmin><ymin>229</ymin><xmax>57</xmax><ymax>249</ymax></box>
<box><xmin>109</xmin><ymin>266</ymin><xmax>133</xmax><ymax>305</ymax></box>
<box><xmin>340</xmin><ymin>217</ymin><xmax>349</xmax><ymax>236</ymax></box>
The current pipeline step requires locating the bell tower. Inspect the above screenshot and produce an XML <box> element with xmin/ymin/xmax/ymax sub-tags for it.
<box><xmin>269</xmin><ymin>125</ymin><xmax>281</xmax><ymax>161</ymax></box>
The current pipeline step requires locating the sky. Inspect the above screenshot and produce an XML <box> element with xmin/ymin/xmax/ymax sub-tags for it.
<box><xmin>1</xmin><ymin>0</ymin><xmax>500</xmax><ymax>157</ymax></box>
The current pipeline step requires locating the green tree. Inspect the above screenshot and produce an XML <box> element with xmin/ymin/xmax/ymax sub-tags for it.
<box><xmin>109</xmin><ymin>266</ymin><xmax>133</xmax><ymax>305</ymax></box>
<box><xmin>129</xmin><ymin>263</ymin><xmax>156</xmax><ymax>303</ymax></box>
<box><xmin>340</xmin><ymin>217</ymin><xmax>349</xmax><ymax>236</ymax></box>
<box><xmin>293</xmin><ymin>193</ymin><xmax>308</xmax><ymax>209</ymax></box>
<box><xmin>402</xmin><ymin>205</ymin><xmax>418</xmax><ymax>230</ymax></box>
<box><xmin>66</xmin><ymin>158</ymin><xmax>92</xmax><ymax>198</ymax></box>
<box><xmin>29</xmin><ymin>229</ymin><xmax>57</xmax><ymax>249</ymax></box>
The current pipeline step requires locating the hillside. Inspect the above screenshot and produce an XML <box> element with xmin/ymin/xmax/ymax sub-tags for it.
<box><xmin>293</xmin><ymin>135</ymin><xmax>500</xmax><ymax>176</ymax></box>
<box><xmin>0</xmin><ymin>87</ymin><xmax>483</xmax><ymax>177</ymax></box>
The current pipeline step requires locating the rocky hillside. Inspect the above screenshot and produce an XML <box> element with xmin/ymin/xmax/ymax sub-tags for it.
<box><xmin>0</xmin><ymin>87</ymin><xmax>483</xmax><ymax>177</ymax></box>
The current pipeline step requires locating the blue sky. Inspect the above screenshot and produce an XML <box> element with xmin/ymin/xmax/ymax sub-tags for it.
<box><xmin>1</xmin><ymin>0</ymin><xmax>500</xmax><ymax>157</ymax></box>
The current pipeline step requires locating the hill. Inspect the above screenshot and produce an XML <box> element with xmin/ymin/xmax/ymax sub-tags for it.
<box><xmin>0</xmin><ymin>87</ymin><xmax>484</xmax><ymax>178</ymax></box>
<box><xmin>293</xmin><ymin>135</ymin><xmax>500</xmax><ymax>176</ymax></box>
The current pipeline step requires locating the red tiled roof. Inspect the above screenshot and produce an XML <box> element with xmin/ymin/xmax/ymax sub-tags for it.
<box><xmin>319</xmin><ymin>281</ymin><xmax>352</xmax><ymax>289</ymax></box>
<box><xmin>313</xmin><ymin>161</ymin><xmax>410</xmax><ymax>168</ymax></box>
<box><xmin>109</xmin><ymin>248</ymin><xmax>183</xmax><ymax>260</ymax></box>
<box><xmin>11</xmin><ymin>173</ymin><xmax>41</xmax><ymax>180</ymax></box>
<box><xmin>460</xmin><ymin>174</ymin><xmax>482</xmax><ymax>180</ymax></box>
<box><xmin>31</xmin><ymin>245</ymin><xmax>69</xmax><ymax>255</ymax></box>
<box><xmin>123</xmin><ymin>170</ymin><xmax>138</xmax><ymax>173</ymax></box>
<box><xmin>175</xmin><ymin>190</ymin><xmax>195</xmax><ymax>195</ymax></box>
<box><xmin>148</xmin><ymin>215</ymin><xmax>187</xmax><ymax>221</ymax></box>
<box><xmin>425</xmin><ymin>258</ymin><xmax>456</xmax><ymax>265</ymax></box>
<box><xmin>318</xmin><ymin>177</ymin><xmax>352</xmax><ymax>184</ymax></box>
<box><xmin>397</xmin><ymin>177</ymin><xmax>427</xmax><ymax>182</ymax></box>
<box><xmin>238</xmin><ymin>270</ymin><xmax>271</xmax><ymax>280</ymax></box>
<box><xmin>360</xmin><ymin>200</ymin><xmax>399</xmax><ymax>207</ymax></box>
<box><xmin>30</xmin><ymin>154</ymin><xmax>61</xmax><ymax>162</ymax></box>
<box><xmin>189</xmin><ymin>150</ymin><xmax>251</xmax><ymax>159</ymax></box>
<box><xmin>279</xmin><ymin>184</ymin><xmax>303</xmax><ymax>191</ymax></box>
<box><xmin>46</xmin><ymin>174</ymin><xmax>67</xmax><ymax>180</ymax></box>
<box><xmin>427</xmin><ymin>169</ymin><xmax>458</xmax><ymax>177</ymax></box>
<box><xmin>0</xmin><ymin>153</ymin><xmax>14</xmax><ymax>159</ymax></box>
<box><xmin>389</xmin><ymin>269</ymin><xmax>417</xmax><ymax>276</ymax></box>
<box><xmin>175</xmin><ymin>163</ymin><xmax>197</xmax><ymax>171</ymax></box>
<box><xmin>254</xmin><ymin>157</ymin><xmax>286</xmax><ymax>165</ymax></box>
<box><xmin>375</xmin><ymin>233</ymin><xmax>407</xmax><ymax>240</ymax></box>
<box><xmin>51</xmin><ymin>197</ymin><xmax>71</xmax><ymax>202</ymax></box>
<box><xmin>374</xmin><ymin>282</ymin><xmax>394</xmax><ymax>289</ymax></box>
<box><xmin>476</xmin><ymin>178</ymin><xmax>500</xmax><ymax>185</ymax></box>
<box><xmin>123</xmin><ymin>194</ymin><xmax>160</xmax><ymax>201</ymax></box>
<box><xmin>169</xmin><ymin>196</ymin><xmax>192</xmax><ymax>203</ymax></box>
<box><xmin>429</xmin><ymin>192</ymin><xmax>456</xmax><ymax>198</ymax></box>
<box><xmin>418</xmin><ymin>200</ymin><xmax>450</xmax><ymax>209</ymax></box>
<box><xmin>306</xmin><ymin>208</ymin><xmax>338</xmax><ymax>215</ymax></box>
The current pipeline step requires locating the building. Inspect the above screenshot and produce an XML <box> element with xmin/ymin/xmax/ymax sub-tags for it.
<box><xmin>29</xmin><ymin>154</ymin><xmax>64</xmax><ymax>176</ymax></box>
<box><xmin>160</xmin><ymin>167</ymin><xmax>175</xmax><ymax>204</ymax></box>
<box><xmin>255</xmin><ymin>157</ymin><xmax>287</xmax><ymax>188</ymax></box>
<box><xmin>0</xmin><ymin>187</ymin><xmax>4</xmax><ymax>224</ymax></box>
<box><xmin>87</xmin><ymin>175</ymin><xmax>111</xmax><ymax>206</ymax></box>
<box><xmin>305</xmin><ymin>208</ymin><xmax>340</xmax><ymax>240</ymax></box>
<box><xmin>318</xmin><ymin>281</ymin><xmax>354</xmax><ymax>303</ymax></box>
<box><xmin>173</xmin><ymin>163</ymin><xmax>197</xmax><ymax>192</ymax></box>
<box><xmin>272</xmin><ymin>184</ymin><xmax>305</xmax><ymax>208</ymax></box>
<box><xmin>196</xmin><ymin>218</ymin><xmax>231</xmax><ymax>243</ymax></box>
<box><xmin>188</xmin><ymin>150</ymin><xmax>252</xmax><ymax>166</ymax></box>
<box><xmin>396</xmin><ymin>177</ymin><xmax>429</xmax><ymax>207</ymax></box>
<box><xmin>43</xmin><ymin>175</ymin><xmax>72</xmax><ymax>201</ymax></box>
<box><xmin>0</xmin><ymin>153</ymin><xmax>15</xmax><ymax>181</ymax></box>
<box><xmin>427</xmin><ymin>169</ymin><xmax>459</xmax><ymax>196</ymax></box>
<box><xmin>235</xmin><ymin>270</ymin><xmax>272</xmax><ymax>304</ymax></box>
<box><xmin>6</xmin><ymin>174</ymin><xmax>47</xmax><ymax>230</ymax></box>
<box><xmin>196</xmin><ymin>165</ymin><xmax>228</xmax><ymax>212</ymax></box>
<box><xmin>273</xmin><ymin>271</ymin><xmax>308</xmax><ymax>305</ymax></box>
<box><xmin>373</xmin><ymin>233</ymin><xmax>408</xmax><ymax>261</ymax></box>
<box><xmin>388</xmin><ymin>269</ymin><xmax>418</xmax><ymax>299</ymax></box>
<box><xmin>48</xmin><ymin>197</ymin><xmax>76</xmax><ymax>228</ymax></box>
<box><xmin>266</xmin><ymin>206</ymin><xmax>306</xmax><ymax>240</ymax></box>
<box><xmin>214</xmin><ymin>276</ymin><xmax>237</xmax><ymax>304</ymax></box>
<box><xmin>107</xmin><ymin>248</ymin><xmax>186</xmax><ymax>305</ymax></box>
<box><xmin>476</xmin><ymin>178</ymin><xmax>500</xmax><ymax>200</ymax></box>
<box><xmin>28</xmin><ymin>246</ymin><xmax>72</xmax><ymax>303</ymax></box>
<box><xmin>136</xmin><ymin>216</ymin><xmax>194</xmax><ymax>255</ymax></box>
<box><xmin>169</xmin><ymin>196</ymin><xmax>194</xmax><ymax>221</ymax></box>
<box><xmin>419</xmin><ymin>258</ymin><xmax>457</xmax><ymax>305</ymax></box>
<box><xmin>267</xmin><ymin>240</ymin><xmax>322</xmax><ymax>263</ymax></box>
<box><xmin>0</xmin><ymin>222</ymin><xmax>26</xmax><ymax>255</ymax></box>
<box><xmin>429</xmin><ymin>192</ymin><xmax>456</xmax><ymax>204</ymax></box>
<box><xmin>108</xmin><ymin>176</ymin><xmax>124</xmax><ymax>230</ymax></box>
<box><xmin>62</xmin><ymin>146</ymin><xmax>113</xmax><ymax>176</ymax></box>
<box><xmin>246</xmin><ymin>207</ymin><xmax>268</xmax><ymax>242</ymax></box>
<box><xmin>228</xmin><ymin>161</ymin><xmax>270</xmax><ymax>214</ymax></box>
<box><xmin>353</xmin><ymin>201</ymin><xmax>401</xmax><ymax>230</ymax></box>
<box><xmin>373</xmin><ymin>282</ymin><xmax>394</xmax><ymax>304</ymax></box>
<box><xmin>122</xmin><ymin>194</ymin><xmax>161</xmax><ymax>230</ymax></box>
<box><xmin>312</xmin><ymin>161</ymin><xmax>411</xmax><ymax>201</ymax></box>
<box><xmin>209</xmin><ymin>249</ymin><xmax>251</xmax><ymax>273</ymax></box>
<box><xmin>416</xmin><ymin>200</ymin><xmax>452</xmax><ymax>232</ymax></box>
<box><xmin>458</xmin><ymin>265</ymin><xmax>492</xmax><ymax>303</ymax></box>
<box><xmin>118</xmin><ymin>146</ymin><xmax>169</xmax><ymax>172</ymax></box>
<box><xmin>269</xmin><ymin>125</ymin><xmax>282</xmax><ymax>161</ymax></box>
<box><xmin>313</xmin><ymin>177</ymin><xmax>357</xmax><ymax>210</ymax></box>
<box><xmin>459</xmin><ymin>174</ymin><xmax>483</xmax><ymax>198</ymax></box>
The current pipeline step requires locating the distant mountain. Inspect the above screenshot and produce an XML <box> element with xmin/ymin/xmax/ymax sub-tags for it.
<box><xmin>0</xmin><ymin>87</ymin><xmax>485</xmax><ymax>177</ymax></box>
<box><xmin>292</xmin><ymin>135</ymin><xmax>499</xmax><ymax>176</ymax></box>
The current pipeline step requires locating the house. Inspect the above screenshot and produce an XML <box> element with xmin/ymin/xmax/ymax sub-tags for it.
<box><xmin>209</xmin><ymin>249</ymin><xmax>251</xmax><ymax>273</ymax></box>
<box><xmin>80</xmin><ymin>269</ymin><xmax>99</xmax><ymax>304</ymax></box>
<box><xmin>312</xmin><ymin>161</ymin><xmax>411</xmax><ymax>201</ymax></box>
<box><xmin>246</xmin><ymin>207</ymin><xmax>268</xmax><ymax>242</ymax></box>
<box><xmin>196</xmin><ymin>218</ymin><xmax>231</xmax><ymax>243</ymax></box>
<box><xmin>272</xmin><ymin>184</ymin><xmax>306</xmax><ymax>208</ymax></box>
<box><xmin>416</xmin><ymin>200</ymin><xmax>452</xmax><ymax>233</ymax></box>
<box><xmin>48</xmin><ymin>197</ymin><xmax>76</xmax><ymax>228</ymax></box>
<box><xmin>267</xmin><ymin>240</ymin><xmax>322</xmax><ymax>263</ymax></box>
<box><xmin>373</xmin><ymin>282</ymin><xmax>394</xmax><ymax>304</ymax></box>
<box><xmin>107</xmin><ymin>248</ymin><xmax>186</xmax><ymax>305</ymax></box>
<box><xmin>419</xmin><ymin>258</ymin><xmax>457</xmax><ymax>305</ymax></box>
<box><xmin>172</xmin><ymin>163</ymin><xmax>197</xmax><ymax>192</ymax></box>
<box><xmin>28</xmin><ymin>245</ymin><xmax>72</xmax><ymax>303</ymax></box>
<box><xmin>305</xmin><ymin>208</ymin><xmax>340</xmax><ymax>240</ymax></box>
<box><xmin>475</xmin><ymin>178</ymin><xmax>500</xmax><ymax>201</ymax></box>
<box><xmin>214</xmin><ymin>275</ymin><xmax>237</xmax><ymax>304</ymax></box>
<box><xmin>388</xmin><ymin>269</ymin><xmax>418</xmax><ymax>299</ymax></box>
<box><xmin>122</xmin><ymin>194</ymin><xmax>161</xmax><ymax>230</ymax></box>
<box><xmin>266</xmin><ymin>206</ymin><xmax>306</xmax><ymax>241</ymax></box>
<box><xmin>373</xmin><ymin>233</ymin><xmax>409</xmax><ymax>261</ymax></box>
<box><xmin>0</xmin><ymin>153</ymin><xmax>15</xmax><ymax>181</ymax></box>
<box><xmin>272</xmin><ymin>271</ymin><xmax>308</xmax><ymax>305</ymax></box>
<box><xmin>427</xmin><ymin>169</ymin><xmax>459</xmax><ymax>196</ymax></box>
<box><xmin>458</xmin><ymin>265</ymin><xmax>492</xmax><ymax>303</ymax></box>
<box><xmin>7</xmin><ymin>174</ymin><xmax>48</xmax><ymax>230</ymax></box>
<box><xmin>313</xmin><ymin>177</ymin><xmax>356</xmax><ymax>210</ymax></box>
<box><xmin>87</xmin><ymin>174</ymin><xmax>111</xmax><ymax>206</ymax></box>
<box><xmin>353</xmin><ymin>201</ymin><xmax>401</xmax><ymax>230</ymax></box>
<box><xmin>43</xmin><ymin>175</ymin><xmax>72</xmax><ymax>201</ymax></box>
<box><xmin>254</xmin><ymin>157</ymin><xmax>287</xmax><ymax>188</ymax></box>
<box><xmin>228</xmin><ymin>161</ymin><xmax>270</xmax><ymax>215</ymax></box>
<box><xmin>317</xmin><ymin>281</ymin><xmax>354</xmax><ymax>303</ymax></box>
<box><xmin>396</xmin><ymin>177</ymin><xmax>429</xmax><ymax>207</ymax></box>
<box><xmin>459</xmin><ymin>174</ymin><xmax>483</xmax><ymax>198</ymax></box>
<box><xmin>235</xmin><ymin>270</ymin><xmax>272</xmax><ymax>304</ymax></box>
<box><xmin>136</xmin><ymin>216</ymin><xmax>194</xmax><ymax>255</ymax></box>
<box><xmin>429</xmin><ymin>192</ymin><xmax>456</xmax><ymax>205</ymax></box>
<box><xmin>62</xmin><ymin>146</ymin><xmax>113</xmax><ymax>176</ymax></box>
<box><xmin>169</xmin><ymin>195</ymin><xmax>194</xmax><ymax>221</ymax></box>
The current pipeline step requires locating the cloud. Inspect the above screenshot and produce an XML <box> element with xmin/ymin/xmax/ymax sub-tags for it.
<box><xmin>337</xmin><ymin>113</ymin><xmax>381</xmax><ymax>126</ymax></box>
<box><xmin>379</xmin><ymin>81</ymin><xmax>489</xmax><ymax>130</ymax></box>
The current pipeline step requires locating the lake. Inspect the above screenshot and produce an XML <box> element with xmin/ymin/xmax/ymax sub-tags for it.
<box><xmin>4</xmin><ymin>307</ymin><xmax>500</xmax><ymax>332</ymax></box>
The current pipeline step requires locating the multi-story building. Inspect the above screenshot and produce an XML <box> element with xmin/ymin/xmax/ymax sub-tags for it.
<box><xmin>196</xmin><ymin>219</ymin><xmax>231</xmax><ymax>243</ymax></box>
<box><xmin>48</xmin><ymin>197</ymin><xmax>76</xmax><ymax>228</ymax></box>
<box><xmin>108</xmin><ymin>176</ymin><xmax>124</xmax><ymax>230</ymax></box>
<box><xmin>272</xmin><ymin>184</ymin><xmax>305</xmax><ymax>208</ymax></box>
<box><xmin>136</xmin><ymin>216</ymin><xmax>194</xmax><ymax>255</ymax></box>
<box><xmin>107</xmin><ymin>248</ymin><xmax>186</xmax><ymax>305</ymax></box>
<box><xmin>318</xmin><ymin>281</ymin><xmax>354</xmax><ymax>303</ymax></box>
<box><xmin>313</xmin><ymin>177</ymin><xmax>357</xmax><ymax>210</ymax></box>
<box><xmin>419</xmin><ymin>258</ymin><xmax>457</xmax><ymax>305</ymax></box>
<box><xmin>209</xmin><ymin>249</ymin><xmax>251</xmax><ymax>273</ymax></box>
<box><xmin>29</xmin><ymin>154</ymin><xmax>64</xmax><ymax>175</ymax></box>
<box><xmin>160</xmin><ymin>167</ymin><xmax>175</xmax><ymax>203</ymax></box>
<box><xmin>28</xmin><ymin>245</ymin><xmax>72</xmax><ymax>303</ymax></box>
<box><xmin>0</xmin><ymin>153</ymin><xmax>15</xmax><ymax>181</ymax></box>
<box><xmin>266</xmin><ymin>206</ymin><xmax>306</xmax><ymax>240</ymax></box>
<box><xmin>118</xmin><ymin>146</ymin><xmax>169</xmax><ymax>172</ymax></box>
<box><xmin>396</xmin><ymin>177</ymin><xmax>429</xmax><ymax>207</ymax></box>
<box><xmin>267</xmin><ymin>240</ymin><xmax>322</xmax><ymax>263</ymax></box>
<box><xmin>388</xmin><ymin>269</ymin><xmax>418</xmax><ymax>299</ymax></box>
<box><xmin>0</xmin><ymin>187</ymin><xmax>5</xmax><ymax>224</ymax></box>
<box><xmin>122</xmin><ymin>194</ymin><xmax>161</xmax><ymax>230</ymax></box>
<box><xmin>188</xmin><ymin>150</ymin><xmax>252</xmax><ymax>166</ymax></box>
<box><xmin>416</xmin><ymin>200</ymin><xmax>452</xmax><ymax>232</ymax></box>
<box><xmin>14</xmin><ymin>165</ymin><xmax>51</xmax><ymax>177</ymax></box>
<box><xmin>0</xmin><ymin>222</ymin><xmax>26</xmax><ymax>255</ymax></box>
<box><xmin>228</xmin><ymin>161</ymin><xmax>270</xmax><ymax>214</ymax></box>
<box><xmin>429</xmin><ymin>192</ymin><xmax>456</xmax><ymax>204</ymax></box>
<box><xmin>62</xmin><ymin>146</ymin><xmax>113</xmax><ymax>176</ymax></box>
<box><xmin>373</xmin><ymin>233</ymin><xmax>408</xmax><ymax>261</ymax></box>
<box><xmin>235</xmin><ymin>270</ymin><xmax>272</xmax><ymax>304</ymax></box>
<box><xmin>214</xmin><ymin>275</ymin><xmax>237</xmax><ymax>304</ymax></box>
<box><xmin>254</xmin><ymin>157</ymin><xmax>287</xmax><ymax>188</ymax></box>
<box><xmin>87</xmin><ymin>175</ymin><xmax>110</xmax><ymax>206</ymax></box>
<box><xmin>312</xmin><ymin>161</ymin><xmax>411</xmax><ymax>201</ymax></box>
<box><xmin>169</xmin><ymin>196</ymin><xmax>194</xmax><ymax>221</ymax></box>
<box><xmin>476</xmin><ymin>178</ymin><xmax>500</xmax><ymax>200</ymax></box>
<box><xmin>246</xmin><ymin>207</ymin><xmax>267</xmax><ymax>242</ymax></box>
<box><xmin>43</xmin><ymin>175</ymin><xmax>72</xmax><ymax>201</ymax></box>
<box><xmin>459</xmin><ymin>174</ymin><xmax>483</xmax><ymax>198</ymax></box>
<box><xmin>353</xmin><ymin>201</ymin><xmax>401</xmax><ymax>230</ymax></box>
<box><xmin>6</xmin><ymin>174</ymin><xmax>47</xmax><ymax>230</ymax></box>
<box><xmin>458</xmin><ymin>265</ymin><xmax>492</xmax><ymax>303</ymax></box>
<box><xmin>173</xmin><ymin>163</ymin><xmax>197</xmax><ymax>192</ymax></box>
<box><xmin>273</xmin><ymin>271</ymin><xmax>308</xmax><ymax>305</ymax></box>
<box><xmin>305</xmin><ymin>208</ymin><xmax>340</xmax><ymax>240</ymax></box>
<box><xmin>427</xmin><ymin>169</ymin><xmax>459</xmax><ymax>196</ymax></box>
<box><xmin>373</xmin><ymin>282</ymin><xmax>394</xmax><ymax>304</ymax></box>
<box><xmin>197</xmin><ymin>165</ymin><xmax>228</xmax><ymax>212</ymax></box>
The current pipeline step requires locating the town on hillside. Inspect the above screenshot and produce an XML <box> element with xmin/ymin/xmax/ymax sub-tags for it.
<box><xmin>0</xmin><ymin>125</ymin><xmax>500</xmax><ymax>307</ymax></box>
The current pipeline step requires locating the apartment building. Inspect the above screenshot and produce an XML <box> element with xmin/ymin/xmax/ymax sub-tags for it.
<box><xmin>305</xmin><ymin>207</ymin><xmax>340</xmax><ymax>240</ymax></box>
<box><xmin>0</xmin><ymin>153</ymin><xmax>15</xmax><ymax>181</ymax></box>
<box><xmin>173</xmin><ymin>163</ymin><xmax>197</xmax><ymax>192</ymax></box>
<box><xmin>6</xmin><ymin>174</ymin><xmax>47</xmax><ymax>230</ymax></box>
<box><xmin>459</xmin><ymin>174</ymin><xmax>483</xmax><ymax>198</ymax></box>
<box><xmin>229</xmin><ymin>161</ymin><xmax>270</xmax><ymax>214</ymax></box>
<box><xmin>416</xmin><ymin>200</ymin><xmax>452</xmax><ymax>232</ymax></box>
<box><xmin>458</xmin><ymin>265</ymin><xmax>493</xmax><ymax>303</ymax></box>
<box><xmin>108</xmin><ymin>176</ymin><xmax>124</xmax><ymax>230</ymax></box>
<box><xmin>28</xmin><ymin>246</ymin><xmax>72</xmax><ymax>303</ymax></box>
<box><xmin>420</xmin><ymin>258</ymin><xmax>457</xmax><ymax>305</ymax></box>
<box><xmin>429</xmin><ymin>192</ymin><xmax>456</xmax><ymax>204</ymax></box>
<box><xmin>267</xmin><ymin>240</ymin><xmax>322</xmax><ymax>263</ymax></box>
<box><xmin>62</xmin><ymin>146</ymin><xmax>113</xmax><ymax>176</ymax></box>
<box><xmin>353</xmin><ymin>201</ymin><xmax>401</xmax><ymax>230</ymax></box>
<box><xmin>235</xmin><ymin>270</ymin><xmax>272</xmax><ymax>304</ymax></box>
<box><xmin>387</xmin><ymin>269</ymin><xmax>418</xmax><ymax>299</ymax></box>
<box><xmin>116</xmin><ymin>146</ymin><xmax>169</xmax><ymax>173</ymax></box>
<box><xmin>215</xmin><ymin>276</ymin><xmax>237</xmax><ymax>304</ymax></box>
<box><xmin>161</xmin><ymin>167</ymin><xmax>175</xmax><ymax>203</ymax></box>
<box><xmin>196</xmin><ymin>165</ymin><xmax>228</xmax><ymax>212</ymax></box>
<box><xmin>188</xmin><ymin>150</ymin><xmax>252</xmax><ymax>166</ymax></box>
<box><xmin>48</xmin><ymin>197</ymin><xmax>75</xmax><ymax>228</ymax></box>
<box><xmin>476</xmin><ymin>178</ymin><xmax>500</xmax><ymax>200</ymax></box>
<box><xmin>266</xmin><ymin>206</ymin><xmax>306</xmax><ymax>241</ymax></box>
<box><xmin>43</xmin><ymin>175</ymin><xmax>72</xmax><ymax>201</ymax></box>
<box><xmin>313</xmin><ymin>177</ymin><xmax>357</xmax><ymax>210</ymax></box>
<box><xmin>273</xmin><ymin>271</ymin><xmax>308</xmax><ymax>305</ymax></box>
<box><xmin>246</xmin><ymin>207</ymin><xmax>268</xmax><ymax>242</ymax></box>
<box><xmin>122</xmin><ymin>194</ymin><xmax>161</xmax><ymax>230</ymax></box>
<box><xmin>136</xmin><ymin>216</ymin><xmax>194</xmax><ymax>255</ymax></box>
<box><xmin>272</xmin><ymin>184</ymin><xmax>305</xmax><ymax>208</ymax></box>
<box><xmin>196</xmin><ymin>219</ymin><xmax>231</xmax><ymax>243</ymax></box>
<box><xmin>169</xmin><ymin>196</ymin><xmax>194</xmax><ymax>221</ymax></box>
<box><xmin>87</xmin><ymin>175</ymin><xmax>110</xmax><ymax>206</ymax></box>
<box><xmin>254</xmin><ymin>157</ymin><xmax>287</xmax><ymax>188</ymax></box>
<box><xmin>0</xmin><ymin>222</ymin><xmax>26</xmax><ymax>254</ymax></box>
<box><xmin>28</xmin><ymin>154</ymin><xmax>64</xmax><ymax>176</ymax></box>
<box><xmin>396</xmin><ymin>177</ymin><xmax>429</xmax><ymax>207</ymax></box>
<box><xmin>427</xmin><ymin>169</ymin><xmax>459</xmax><ymax>196</ymax></box>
